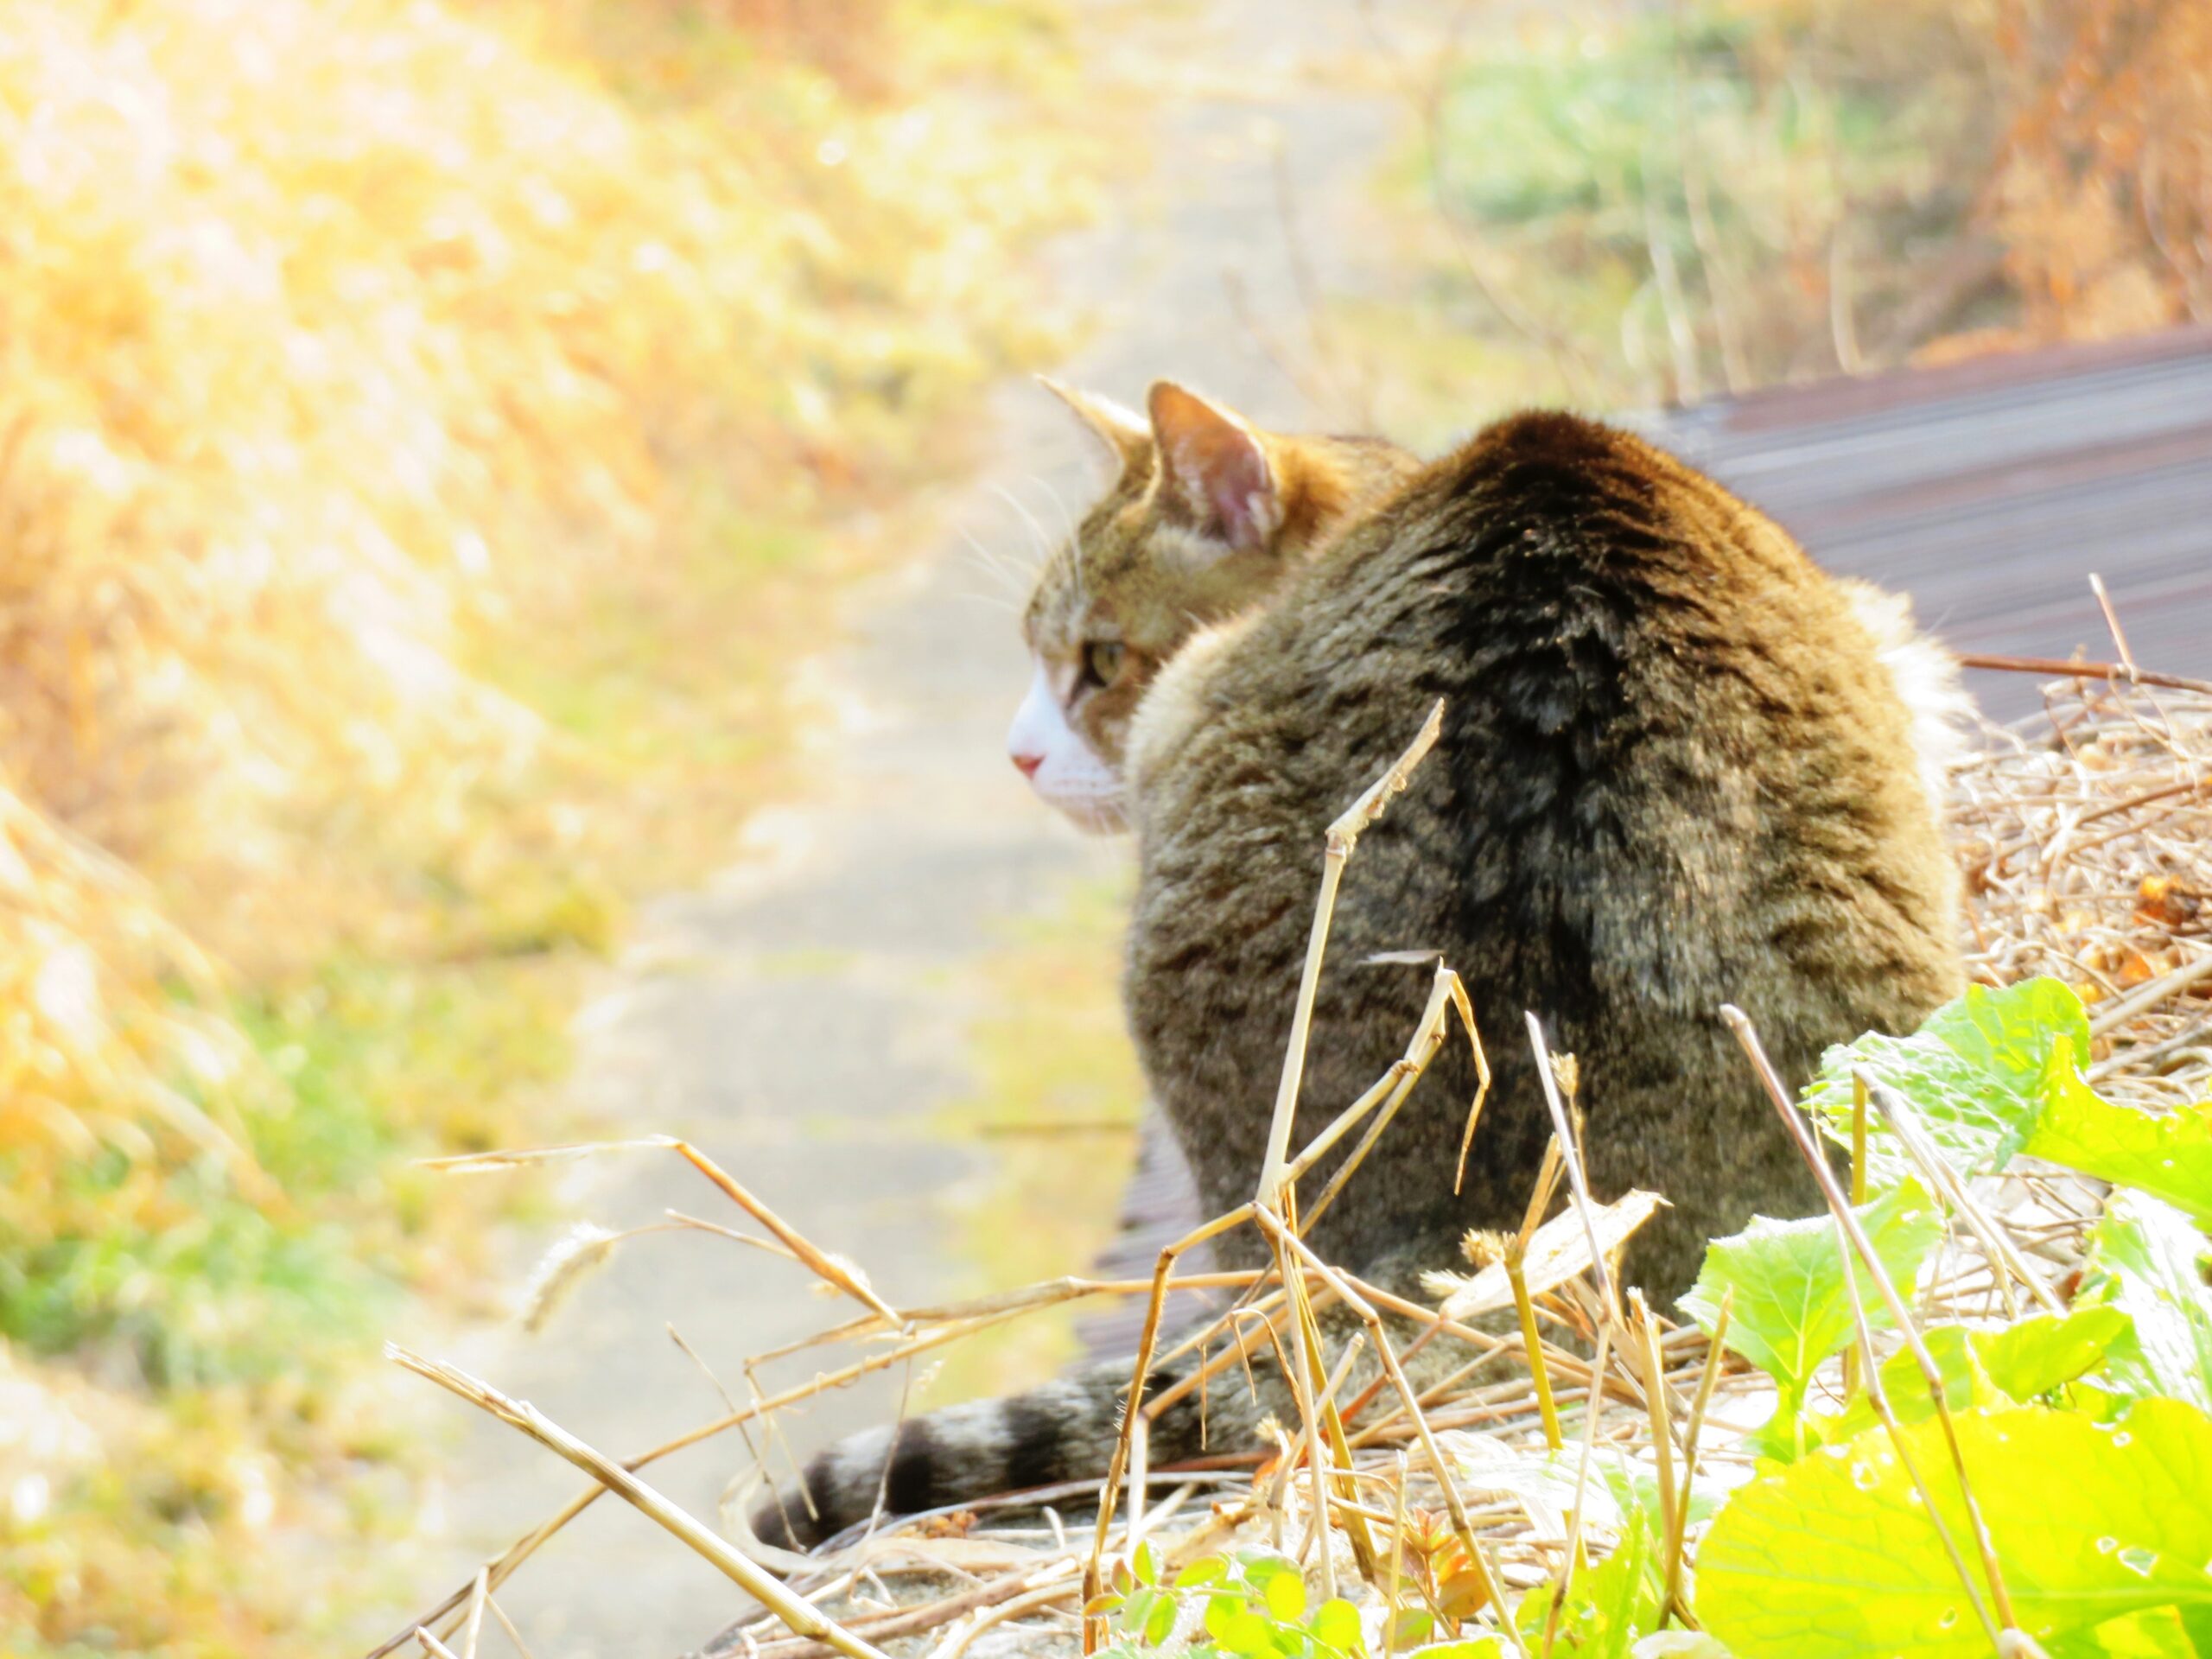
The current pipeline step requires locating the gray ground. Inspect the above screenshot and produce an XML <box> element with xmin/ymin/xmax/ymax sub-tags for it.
<box><xmin>378</xmin><ymin>5</ymin><xmax>1419</xmax><ymax>1654</ymax></box>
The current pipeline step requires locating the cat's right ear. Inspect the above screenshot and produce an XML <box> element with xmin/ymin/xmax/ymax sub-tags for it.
<box><xmin>1146</xmin><ymin>381</ymin><xmax>1280</xmax><ymax>556</ymax></box>
<box><xmin>1037</xmin><ymin>377</ymin><xmax>1151</xmax><ymax>478</ymax></box>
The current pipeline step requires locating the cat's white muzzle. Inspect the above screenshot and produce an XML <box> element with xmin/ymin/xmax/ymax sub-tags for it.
<box><xmin>1007</xmin><ymin>658</ymin><xmax>1127</xmax><ymax>834</ymax></box>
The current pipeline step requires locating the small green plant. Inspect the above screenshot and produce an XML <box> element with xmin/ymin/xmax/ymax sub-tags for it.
<box><xmin>1681</xmin><ymin>976</ymin><xmax>2212</xmax><ymax>1659</ymax></box>
<box><xmin>1090</xmin><ymin>1546</ymin><xmax>1370</xmax><ymax>1659</ymax></box>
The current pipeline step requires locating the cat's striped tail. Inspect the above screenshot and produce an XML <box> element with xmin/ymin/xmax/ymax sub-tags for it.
<box><xmin>745</xmin><ymin>1353</ymin><xmax>1223</xmax><ymax>1552</ymax></box>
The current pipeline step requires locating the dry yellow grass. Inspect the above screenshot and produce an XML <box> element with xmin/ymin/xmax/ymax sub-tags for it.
<box><xmin>0</xmin><ymin>0</ymin><xmax>1088</xmax><ymax>1650</ymax></box>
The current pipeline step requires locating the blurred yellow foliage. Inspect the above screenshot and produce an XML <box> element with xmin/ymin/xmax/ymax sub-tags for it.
<box><xmin>1990</xmin><ymin>0</ymin><xmax>2212</xmax><ymax>340</ymax></box>
<box><xmin>0</xmin><ymin>0</ymin><xmax>1075</xmax><ymax>1233</ymax></box>
<box><xmin>0</xmin><ymin>0</ymin><xmax>1084</xmax><ymax>1649</ymax></box>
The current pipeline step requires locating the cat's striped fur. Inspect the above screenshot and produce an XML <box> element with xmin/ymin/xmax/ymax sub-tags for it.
<box><xmin>752</xmin><ymin>396</ymin><xmax>1967</xmax><ymax>1553</ymax></box>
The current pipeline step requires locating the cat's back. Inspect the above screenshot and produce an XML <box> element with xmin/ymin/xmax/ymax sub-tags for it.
<box><xmin>1126</xmin><ymin>410</ymin><xmax>1962</xmax><ymax>1291</ymax></box>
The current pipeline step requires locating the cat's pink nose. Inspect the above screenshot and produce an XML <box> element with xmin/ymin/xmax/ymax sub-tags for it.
<box><xmin>1011</xmin><ymin>750</ymin><xmax>1043</xmax><ymax>779</ymax></box>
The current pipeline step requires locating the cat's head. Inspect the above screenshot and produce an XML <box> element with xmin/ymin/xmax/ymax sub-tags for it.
<box><xmin>1010</xmin><ymin>380</ymin><xmax>1417</xmax><ymax>832</ymax></box>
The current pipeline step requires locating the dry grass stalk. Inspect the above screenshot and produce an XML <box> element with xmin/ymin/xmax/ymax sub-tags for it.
<box><xmin>461</xmin><ymin>1570</ymin><xmax>489</xmax><ymax>1659</ymax></box>
<box><xmin>1539</xmin><ymin>1325</ymin><xmax>1611</xmax><ymax>1659</ymax></box>
<box><xmin>1666</xmin><ymin>1289</ymin><xmax>1730</xmax><ymax>1617</ymax></box>
<box><xmin>1524</xmin><ymin>1013</ymin><xmax>1618</xmax><ymax>1321</ymax></box>
<box><xmin>388</xmin><ymin>1345</ymin><xmax>894</xmax><ymax>1659</ymax></box>
<box><xmin>1258</xmin><ymin>698</ymin><xmax>1445</xmax><ymax>1207</ymax></box>
<box><xmin>1629</xmin><ymin>1293</ymin><xmax>1683</xmax><ymax>1624</ymax></box>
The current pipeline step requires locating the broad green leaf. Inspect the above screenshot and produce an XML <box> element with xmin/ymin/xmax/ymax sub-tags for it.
<box><xmin>1979</xmin><ymin>1306</ymin><xmax>2134</xmax><ymax>1402</ymax></box>
<box><xmin>1803</xmin><ymin>1324</ymin><xmax>1996</xmax><ymax>1449</ymax></box>
<box><xmin>1263</xmin><ymin>1571</ymin><xmax>1306</xmax><ymax>1623</ymax></box>
<box><xmin>2079</xmin><ymin>1192</ymin><xmax>2212</xmax><ymax>1413</ymax></box>
<box><xmin>1680</xmin><ymin>1179</ymin><xmax>1943</xmax><ymax>1453</ymax></box>
<box><xmin>1808</xmin><ymin>1309</ymin><xmax>2134</xmax><ymax>1449</ymax></box>
<box><xmin>1632</xmin><ymin>1639</ymin><xmax>1733</xmax><ymax>1658</ymax></box>
<box><xmin>2026</xmin><ymin>1055</ymin><xmax>2212</xmax><ymax>1226</ymax></box>
<box><xmin>2047</xmin><ymin>1606</ymin><xmax>2202</xmax><ymax>1657</ymax></box>
<box><xmin>1802</xmin><ymin>977</ymin><xmax>2088</xmax><ymax>1184</ymax></box>
<box><xmin>1206</xmin><ymin>1594</ymin><xmax>1245</xmax><ymax>1641</ymax></box>
<box><xmin>1698</xmin><ymin>1400</ymin><xmax>2212</xmax><ymax>1659</ymax></box>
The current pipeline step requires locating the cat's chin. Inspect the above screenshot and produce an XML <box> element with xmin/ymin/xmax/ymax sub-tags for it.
<box><xmin>1032</xmin><ymin>787</ymin><xmax>1127</xmax><ymax>836</ymax></box>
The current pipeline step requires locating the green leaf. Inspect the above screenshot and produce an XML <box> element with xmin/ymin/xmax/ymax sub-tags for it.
<box><xmin>1311</xmin><ymin>1599</ymin><xmax>1363</xmax><ymax>1655</ymax></box>
<box><xmin>2047</xmin><ymin>1606</ymin><xmax>2202</xmax><ymax>1657</ymax></box>
<box><xmin>1176</xmin><ymin>1557</ymin><xmax>1229</xmax><ymax>1590</ymax></box>
<box><xmin>1264</xmin><ymin>1571</ymin><xmax>1306</xmax><ymax>1624</ymax></box>
<box><xmin>1143</xmin><ymin>1591</ymin><xmax>1179</xmax><ymax>1648</ymax></box>
<box><xmin>1697</xmin><ymin>1400</ymin><xmax>2212</xmax><ymax>1658</ymax></box>
<box><xmin>1134</xmin><ymin>1541</ymin><xmax>1159</xmax><ymax>1586</ymax></box>
<box><xmin>1802</xmin><ymin>1325</ymin><xmax>1994</xmax><ymax>1450</ymax></box>
<box><xmin>1807</xmin><ymin>1309</ymin><xmax>2133</xmax><ymax>1451</ymax></box>
<box><xmin>1631</xmin><ymin>1638</ymin><xmax>1734</xmax><ymax>1657</ymax></box>
<box><xmin>1207</xmin><ymin>1594</ymin><xmax>1245</xmax><ymax>1641</ymax></box>
<box><xmin>1680</xmin><ymin>1179</ymin><xmax>1943</xmax><ymax>1453</ymax></box>
<box><xmin>1390</xmin><ymin>1608</ymin><xmax>1435</xmax><ymax>1649</ymax></box>
<box><xmin>1216</xmin><ymin>1610</ymin><xmax>1274</xmax><ymax>1656</ymax></box>
<box><xmin>1979</xmin><ymin>1306</ymin><xmax>2134</xmax><ymax>1402</ymax></box>
<box><xmin>2079</xmin><ymin>1192</ymin><xmax>2212</xmax><ymax>1413</ymax></box>
<box><xmin>1802</xmin><ymin>977</ymin><xmax>2088</xmax><ymax>1184</ymax></box>
<box><xmin>2025</xmin><ymin>1055</ymin><xmax>2212</xmax><ymax>1226</ymax></box>
<box><xmin>1597</xmin><ymin>1455</ymin><xmax>1723</xmax><ymax>1536</ymax></box>
<box><xmin>1118</xmin><ymin>1590</ymin><xmax>1160</xmax><ymax>1638</ymax></box>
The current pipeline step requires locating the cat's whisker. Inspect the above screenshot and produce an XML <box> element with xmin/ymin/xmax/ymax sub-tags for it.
<box><xmin>950</xmin><ymin>527</ymin><xmax>1033</xmax><ymax>597</ymax></box>
<box><xmin>986</xmin><ymin>482</ymin><xmax>1059</xmax><ymax>569</ymax></box>
<box><xmin>1022</xmin><ymin>472</ymin><xmax>1085</xmax><ymax>569</ymax></box>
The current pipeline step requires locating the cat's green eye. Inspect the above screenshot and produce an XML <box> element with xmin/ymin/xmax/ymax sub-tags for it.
<box><xmin>1081</xmin><ymin>640</ymin><xmax>1126</xmax><ymax>688</ymax></box>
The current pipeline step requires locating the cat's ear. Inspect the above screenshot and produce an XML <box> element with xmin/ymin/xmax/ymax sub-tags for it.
<box><xmin>1037</xmin><ymin>377</ymin><xmax>1151</xmax><ymax>476</ymax></box>
<box><xmin>1146</xmin><ymin>381</ymin><xmax>1280</xmax><ymax>555</ymax></box>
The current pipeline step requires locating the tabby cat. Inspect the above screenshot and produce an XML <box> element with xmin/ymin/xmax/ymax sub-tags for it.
<box><xmin>751</xmin><ymin>383</ymin><xmax>1967</xmax><ymax>1552</ymax></box>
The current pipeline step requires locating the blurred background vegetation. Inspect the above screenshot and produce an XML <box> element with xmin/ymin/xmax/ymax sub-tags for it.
<box><xmin>0</xmin><ymin>0</ymin><xmax>1087</xmax><ymax>1649</ymax></box>
<box><xmin>1</xmin><ymin>0</ymin><xmax>2207</xmax><ymax>1652</ymax></box>
<box><xmin>1363</xmin><ymin>0</ymin><xmax>2212</xmax><ymax>438</ymax></box>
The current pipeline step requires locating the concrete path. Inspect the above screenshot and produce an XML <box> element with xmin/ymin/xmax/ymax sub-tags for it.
<box><xmin>381</xmin><ymin>4</ymin><xmax>1419</xmax><ymax>1654</ymax></box>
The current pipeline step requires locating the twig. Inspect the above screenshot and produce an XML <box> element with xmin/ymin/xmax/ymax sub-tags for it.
<box><xmin>2088</xmin><ymin>949</ymin><xmax>2212</xmax><ymax>1038</ymax></box>
<box><xmin>461</xmin><ymin>1570</ymin><xmax>489</xmax><ymax>1659</ymax></box>
<box><xmin>1667</xmin><ymin>1291</ymin><xmax>1730</xmax><ymax>1615</ymax></box>
<box><xmin>1955</xmin><ymin>653</ymin><xmax>2212</xmax><ymax>697</ymax></box>
<box><xmin>1864</xmin><ymin>1081</ymin><xmax>2061</xmax><ymax>1316</ymax></box>
<box><xmin>2088</xmin><ymin>574</ymin><xmax>2139</xmax><ymax>680</ymax></box>
<box><xmin>389</xmin><ymin>1346</ymin><xmax>894</xmax><ymax>1659</ymax></box>
<box><xmin>486</xmin><ymin>1598</ymin><xmax>536</xmax><ymax>1659</ymax></box>
<box><xmin>1540</xmin><ymin>1326</ymin><xmax>1611</xmax><ymax>1659</ymax></box>
<box><xmin>1258</xmin><ymin>700</ymin><xmax>1444</xmax><ymax>1207</ymax></box>
<box><xmin>1523</xmin><ymin>1014</ymin><xmax>1615</xmax><ymax>1319</ymax></box>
